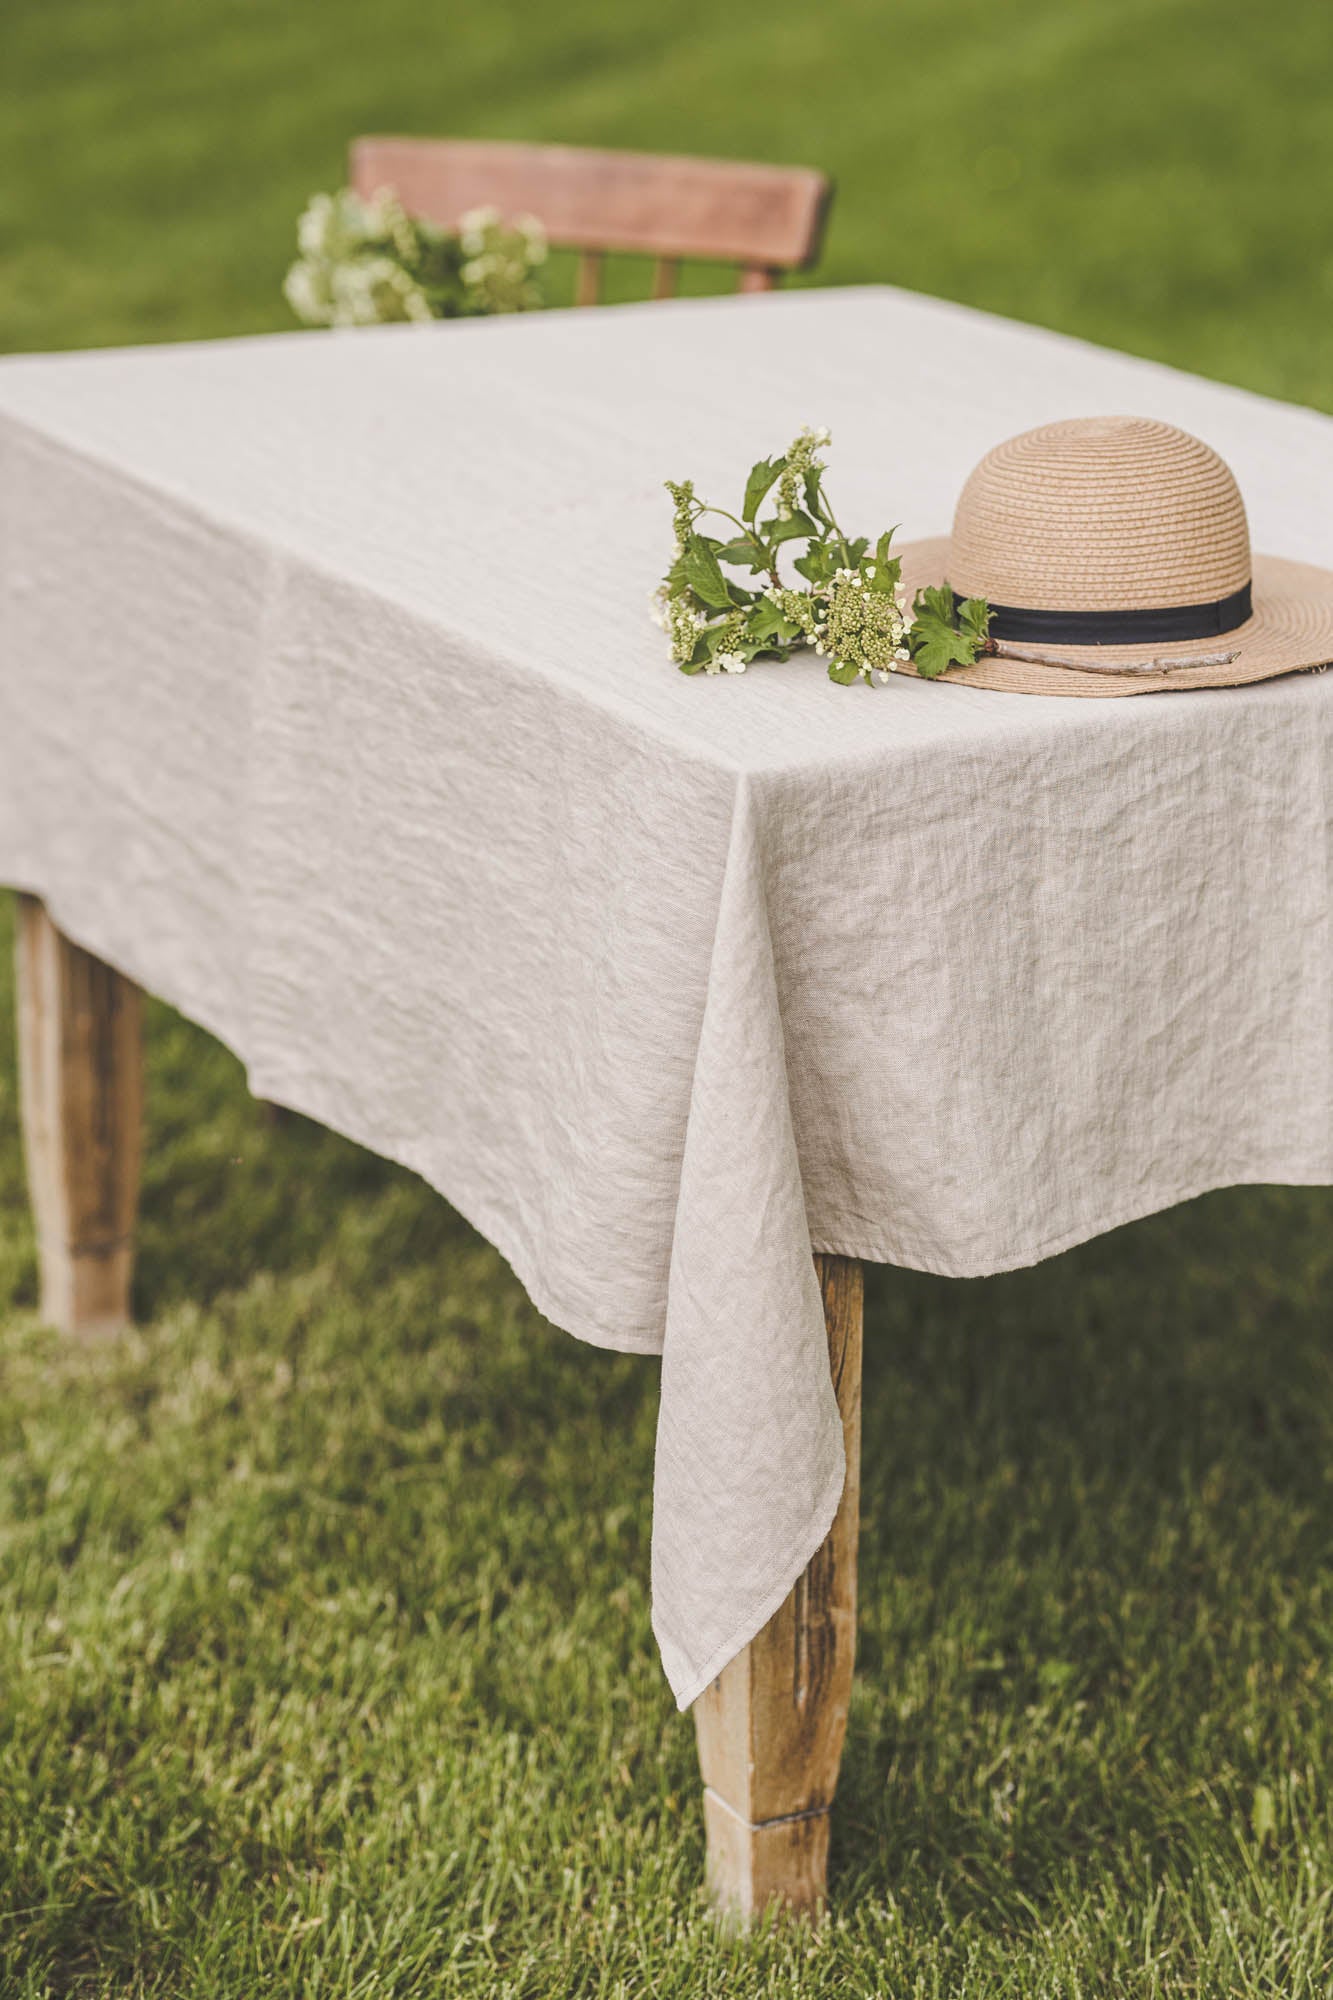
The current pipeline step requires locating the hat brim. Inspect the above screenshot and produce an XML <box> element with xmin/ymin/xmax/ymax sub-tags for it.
<box><xmin>893</xmin><ymin>539</ymin><xmax>1333</xmax><ymax>697</ymax></box>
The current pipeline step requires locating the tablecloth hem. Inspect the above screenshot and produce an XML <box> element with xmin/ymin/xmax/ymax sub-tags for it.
<box><xmin>656</xmin><ymin>1450</ymin><xmax>847</xmax><ymax>1712</ymax></box>
<box><xmin>245</xmin><ymin>1076</ymin><xmax>673</xmax><ymax>1360</ymax></box>
<box><xmin>805</xmin><ymin>1165</ymin><xmax>1333</xmax><ymax>1282</ymax></box>
<box><xmin>0</xmin><ymin>879</ymin><xmax>674</xmax><ymax>1360</ymax></box>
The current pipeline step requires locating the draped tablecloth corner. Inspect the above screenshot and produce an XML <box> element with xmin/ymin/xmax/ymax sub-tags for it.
<box><xmin>3</xmin><ymin>285</ymin><xmax>1333</xmax><ymax>1701</ymax></box>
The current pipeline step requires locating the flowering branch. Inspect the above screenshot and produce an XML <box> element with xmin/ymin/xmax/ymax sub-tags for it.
<box><xmin>653</xmin><ymin>427</ymin><xmax>991</xmax><ymax>685</ymax></box>
<box><xmin>285</xmin><ymin>190</ymin><xmax>547</xmax><ymax>328</ymax></box>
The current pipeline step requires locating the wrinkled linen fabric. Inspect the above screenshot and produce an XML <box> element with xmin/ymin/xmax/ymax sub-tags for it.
<box><xmin>2</xmin><ymin>287</ymin><xmax>1332</xmax><ymax>1706</ymax></box>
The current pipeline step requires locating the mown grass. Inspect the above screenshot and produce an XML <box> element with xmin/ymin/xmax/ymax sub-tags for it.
<box><xmin>5</xmin><ymin>0</ymin><xmax>1333</xmax><ymax>1989</ymax></box>
<box><xmin>5</xmin><ymin>943</ymin><xmax>1333</xmax><ymax>1997</ymax></box>
<box><xmin>2</xmin><ymin>0</ymin><xmax>1333</xmax><ymax>408</ymax></box>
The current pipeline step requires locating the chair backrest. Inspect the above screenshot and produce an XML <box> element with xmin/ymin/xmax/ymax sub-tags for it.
<box><xmin>349</xmin><ymin>137</ymin><xmax>832</xmax><ymax>304</ymax></box>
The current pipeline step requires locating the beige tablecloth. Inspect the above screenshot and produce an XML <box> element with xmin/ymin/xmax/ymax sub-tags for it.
<box><xmin>2</xmin><ymin>288</ymin><xmax>1332</xmax><ymax>1705</ymax></box>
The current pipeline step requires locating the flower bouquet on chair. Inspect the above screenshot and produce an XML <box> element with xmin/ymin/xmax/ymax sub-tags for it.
<box><xmin>284</xmin><ymin>188</ymin><xmax>547</xmax><ymax>328</ymax></box>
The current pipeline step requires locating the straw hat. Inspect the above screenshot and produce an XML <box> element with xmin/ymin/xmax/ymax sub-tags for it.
<box><xmin>894</xmin><ymin>415</ymin><xmax>1333</xmax><ymax>696</ymax></box>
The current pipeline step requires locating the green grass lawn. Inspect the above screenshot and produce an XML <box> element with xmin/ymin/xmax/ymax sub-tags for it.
<box><xmin>5</xmin><ymin>0</ymin><xmax>1333</xmax><ymax>1991</ymax></box>
<box><xmin>3</xmin><ymin>0</ymin><xmax>1333</xmax><ymax>407</ymax></box>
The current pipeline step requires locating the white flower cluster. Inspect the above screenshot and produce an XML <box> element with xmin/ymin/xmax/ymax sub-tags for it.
<box><xmin>455</xmin><ymin>205</ymin><xmax>547</xmax><ymax>315</ymax></box>
<box><xmin>296</xmin><ymin>188</ymin><xmax>400</xmax><ymax>262</ymax></box>
<box><xmin>287</xmin><ymin>253</ymin><xmax>434</xmax><ymax>328</ymax></box>
<box><xmin>286</xmin><ymin>189</ymin><xmax>430</xmax><ymax>325</ymax></box>
<box><xmin>762</xmin><ymin>584</ymin><xmax>821</xmax><ymax>643</ymax></box>
<box><xmin>817</xmin><ymin>565</ymin><xmax>912</xmax><ymax>682</ymax></box>
<box><xmin>652</xmin><ymin>584</ymin><xmax>708</xmax><ymax>662</ymax></box>
<box><xmin>776</xmin><ymin>425</ymin><xmax>831</xmax><ymax>519</ymax></box>
<box><xmin>283</xmin><ymin>187</ymin><xmax>546</xmax><ymax>329</ymax></box>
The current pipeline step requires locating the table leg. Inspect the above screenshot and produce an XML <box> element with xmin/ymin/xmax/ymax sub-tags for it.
<box><xmin>14</xmin><ymin>894</ymin><xmax>143</xmax><ymax>1336</ymax></box>
<box><xmin>692</xmin><ymin>1252</ymin><xmax>863</xmax><ymax>1922</ymax></box>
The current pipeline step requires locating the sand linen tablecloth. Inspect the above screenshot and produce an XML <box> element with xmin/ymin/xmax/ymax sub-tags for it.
<box><xmin>2</xmin><ymin>286</ymin><xmax>1332</xmax><ymax>1707</ymax></box>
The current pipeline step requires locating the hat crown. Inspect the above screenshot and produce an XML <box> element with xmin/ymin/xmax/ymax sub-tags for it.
<box><xmin>949</xmin><ymin>416</ymin><xmax>1251</xmax><ymax>613</ymax></box>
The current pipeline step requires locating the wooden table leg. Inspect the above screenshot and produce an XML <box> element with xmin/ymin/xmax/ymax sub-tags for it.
<box><xmin>14</xmin><ymin>894</ymin><xmax>143</xmax><ymax>1336</ymax></box>
<box><xmin>692</xmin><ymin>1252</ymin><xmax>862</xmax><ymax>1922</ymax></box>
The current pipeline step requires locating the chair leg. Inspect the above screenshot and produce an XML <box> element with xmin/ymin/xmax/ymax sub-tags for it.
<box><xmin>692</xmin><ymin>1253</ymin><xmax>862</xmax><ymax>1922</ymax></box>
<box><xmin>14</xmin><ymin>894</ymin><xmax>143</xmax><ymax>1336</ymax></box>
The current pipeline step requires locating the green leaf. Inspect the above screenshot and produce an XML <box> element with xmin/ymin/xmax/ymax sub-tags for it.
<box><xmin>759</xmin><ymin>509</ymin><xmax>818</xmax><ymax>547</ymax></box>
<box><xmin>909</xmin><ymin>582</ymin><xmax>992</xmax><ymax>679</ymax></box>
<box><xmin>680</xmin><ymin>535</ymin><xmax>732</xmax><ymax>611</ymax></box>
<box><xmin>715</xmin><ymin>537</ymin><xmax>771</xmax><ymax>572</ymax></box>
<box><xmin>864</xmin><ymin>556</ymin><xmax>901</xmax><ymax>596</ymax></box>
<box><xmin>864</xmin><ymin>531</ymin><xmax>902</xmax><ymax>595</ymax></box>
<box><xmin>827</xmin><ymin>659</ymin><xmax>862</xmax><ymax>685</ymax></box>
<box><xmin>910</xmin><ymin>626</ymin><xmax>972</xmax><ymax>680</ymax></box>
<box><xmin>914</xmin><ymin>581</ymin><xmax>955</xmax><ymax>624</ymax></box>
<box><xmin>746</xmin><ymin>599</ymin><xmax>785</xmax><ymax>643</ymax></box>
<box><xmin>748</xmin><ymin>599</ymin><xmax>806</xmax><ymax>647</ymax></box>
<box><xmin>794</xmin><ymin>543</ymin><xmax>838</xmax><ymax>586</ymax></box>
<box><xmin>743</xmin><ymin>457</ymin><xmax>784</xmax><ymax>523</ymax></box>
<box><xmin>957</xmin><ymin>595</ymin><xmax>993</xmax><ymax>644</ymax></box>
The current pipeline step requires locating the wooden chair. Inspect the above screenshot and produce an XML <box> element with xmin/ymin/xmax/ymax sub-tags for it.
<box><xmin>349</xmin><ymin>137</ymin><xmax>832</xmax><ymax>305</ymax></box>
